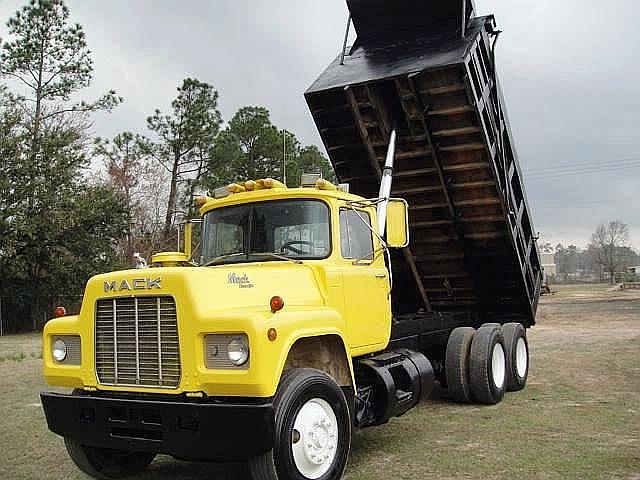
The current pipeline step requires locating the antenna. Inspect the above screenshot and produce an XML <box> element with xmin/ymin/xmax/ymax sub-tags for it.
<box><xmin>283</xmin><ymin>131</ymin><xmax>287</xmax><ymax>186</ymax></box>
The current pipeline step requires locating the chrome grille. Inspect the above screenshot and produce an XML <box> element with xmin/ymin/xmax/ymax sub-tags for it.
<box><xmin>95</xmin><ymin>296</ymin><xmax>181</xmax><ymax>388</ymax></box>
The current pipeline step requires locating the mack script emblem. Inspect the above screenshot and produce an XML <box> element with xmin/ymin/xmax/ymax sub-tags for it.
<box><xmin>104</xmin><ymin>278</ymin><xmax>162</xmax><ymax>293</ymax></box>
<box><xmin>228</xmin><ymin>273</ymin><xmax>254</xmax><ymax>289</ymax></box>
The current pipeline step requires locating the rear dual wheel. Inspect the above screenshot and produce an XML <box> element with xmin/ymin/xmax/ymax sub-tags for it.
<box><xmin>447</xmin><ymin>324</ymin><xmax>524</xmax><ymax>405</ymax></box>
<box><xmin>445</xmin><ymin>327</ymin><xmax>475</xmax><ymax>403</ymax></box>
<box><xmin>469</xmin><ymin>325</ymin><xmax>507</xmax><ymax>405</ymax></box>
<box><xmin>502</xmin><ymin>322</ymin><xmax>529</xmax><ymax>391</ymax></box>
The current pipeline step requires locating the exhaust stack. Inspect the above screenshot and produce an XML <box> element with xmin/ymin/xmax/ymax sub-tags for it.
<box><xmin>377</xmin><ymin>129</ymin><xmax>397</xmax><ymax>237</ymax></box>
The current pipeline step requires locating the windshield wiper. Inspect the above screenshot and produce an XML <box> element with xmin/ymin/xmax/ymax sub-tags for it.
<box><xmin>202</xmin><ymin>252</ymin><xmax>247</xmax><ymax>267</ymax></box>
<box><xmin>249</xmin><ymin>252</ymin><xmax>303</xmax><ymax>264</ymax></box>
<box><xmin>203</xmin><ymin>251</ymin><xmax>303</xmax><ymax>267</ymax></box>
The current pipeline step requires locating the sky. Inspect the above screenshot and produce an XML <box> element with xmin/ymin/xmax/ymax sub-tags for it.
<box><xmin>1</xmin><ymin>0</ymin><xmax>638</xmax><ymax>249</ymax></box>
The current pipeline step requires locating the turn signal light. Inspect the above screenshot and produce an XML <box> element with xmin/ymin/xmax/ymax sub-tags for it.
<box><xmin>53</xmin><ymin>306</ymin><xmax>66</xmax><ymax>318</ymax></box>
<box><xmin>270</xmin><ymin>296</ymin><xmax>284</xmax><ymax>313</ymax></box>
<box><xmin>267</xmin><ymin>328</ymin><xmax>278</xmax><ymax>342</ymax></box>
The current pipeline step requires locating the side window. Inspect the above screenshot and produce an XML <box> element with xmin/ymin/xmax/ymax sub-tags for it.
<box><xmin>340</xmin><ymin>209</ymin><xmax>374</xmax><ymax>260</ymax></box>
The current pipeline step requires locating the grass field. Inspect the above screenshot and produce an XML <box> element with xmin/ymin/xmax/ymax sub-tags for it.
<box><xmin>0</xmin><ymin>284</ymin><xmax>638</xmax><ymax>479</ymax></box>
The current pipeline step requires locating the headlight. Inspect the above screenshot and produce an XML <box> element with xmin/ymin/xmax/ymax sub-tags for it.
<box><xmin>204</xmin><ymin>334</ymin><xmax>250</xmax><ymax>369</ymax></box>
<box><xmin>227</xmin><ymin>337</ymin><xmax>249</xmax><ymax>366</ymax></box>
<box><xmin>50</xmin><ymin>335</ymin><xmax>81</xmax><ymax>365</ymax></box>
<box><xmin>52</xmin><ymin>339</ymin><xmax>67</xmax><ymax>362</ymax></box>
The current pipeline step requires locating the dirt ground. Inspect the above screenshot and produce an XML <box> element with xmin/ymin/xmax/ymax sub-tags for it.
<box><xmin>0</xmin><ymin>284</ymin><xmax>638</xmax><ymax>479</ymax></box>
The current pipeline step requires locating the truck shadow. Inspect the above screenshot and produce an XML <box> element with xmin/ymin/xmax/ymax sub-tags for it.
<box><xmin>140</xmin><ymin>458</ymin><xmax>251</xmax><ymax>479</ymax></box>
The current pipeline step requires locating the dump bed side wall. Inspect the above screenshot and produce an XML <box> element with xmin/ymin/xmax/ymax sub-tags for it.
<box><xmin>306</xmin><ymin>16</ymin><xmax>542</xmax><ymax>326</ymax></box>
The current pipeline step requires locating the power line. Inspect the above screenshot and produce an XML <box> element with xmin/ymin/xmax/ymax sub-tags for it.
<box><xmin>532</xmin><ymin>197</ymin><xmax>640</xmax><ymax>211</ymax></box>
<box><xmin>535</xmin><ymin>200</ymin><xmax>616</xmax><ymax>208</ymax></box>
<box><xmin>525</xmin><ymin>161</ymin><xmax>640</xmax><ymax>180</ymax></box>
<box><xmin>528</xmin><ymin>159</ymin><xmax>640</xmax><ymax>174</ymax></box>
<box><xmin>524</xmin><ymin>155</ymin><xmax>640</xmax><ymax>175</ymax></box>
<box><xmin>534</xmin><ymin>203</ymin><xmax>629</xmax><ymax>210</ymax></box>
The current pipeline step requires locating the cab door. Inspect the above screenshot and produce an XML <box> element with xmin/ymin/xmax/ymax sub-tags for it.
<box><xmin>338</xmin><ymin>207</ymin><xmax>391</xmax><ymax>351</ymax></box>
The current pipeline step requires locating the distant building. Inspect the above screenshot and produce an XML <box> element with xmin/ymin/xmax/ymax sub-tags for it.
<box><xmin>628</xmin><ymin>266</ymin><xmax>640</xmax><ymax>276</ymax></box>
<box><xmin>540</xmin><ymin>252</ymin><xmax>557</xmax><ymax>283</ymax></box>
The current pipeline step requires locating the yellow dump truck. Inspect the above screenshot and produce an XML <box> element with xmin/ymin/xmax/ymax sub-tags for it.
<box><xmin>41</xmin><ymin>1</ymin><xmax>542</xmax><ymax>479</ymax></box>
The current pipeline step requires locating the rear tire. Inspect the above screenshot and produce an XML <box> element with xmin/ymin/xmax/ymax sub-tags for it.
<box><xmin>502</xmin><ymin>323</ymin><xmax>529</xmax><ymax>391</ymax></box>
<box><xmin>249</xmin><ymin>368</ymin><xmax>351</xmax><ymax>480</ymax></box>
<box><xmin>469</xmin><ymin>325</ymin><xmax>507</xmax><ymax>405</ymax></box>
<box><xmin>64</xmin><ymin>438</ymin><xmax>155</xmax><ymax>479</ymax></box>
<box><xmin>445</xmin><ymin>327</ymin><xmax>475</xmax><ymax>403</ymax></box>
<box><xmin>480</xmin><ymin>322</ymin><xmax>501</xmax><ymax>328</ymax></box>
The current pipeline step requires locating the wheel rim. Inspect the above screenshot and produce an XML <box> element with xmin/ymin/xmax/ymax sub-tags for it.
<box><xmin>291</xmin><ymin>398</ymin><xmax>338</xmax><ymax>479</ymax></box>
<box><xmin>492</xmin><ymin>343</ymin><xmax>506</xmax><ymax>389</ymax></box>
<box><xmin>515</xmin><ymin>337</ymin><xmax>528</xmax><ymax>378</ymax></box>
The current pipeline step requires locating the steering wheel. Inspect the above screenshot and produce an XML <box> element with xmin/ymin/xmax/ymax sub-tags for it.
<box><xmin>281</xmin><ymin>240</ymin><xmax>314</xmax><ymax>255</ymax></box>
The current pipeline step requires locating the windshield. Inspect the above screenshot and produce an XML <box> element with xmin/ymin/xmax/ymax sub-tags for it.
<box><xmin>201</xmin><ymin>199</ymin><xmax>331</xmax><ymax>265</ymax></box>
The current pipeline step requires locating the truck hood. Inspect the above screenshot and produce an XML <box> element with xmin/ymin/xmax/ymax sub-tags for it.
<box><xmin>85</xmin><ymin>262</ymin><xmax>325</xmax><ymax>316</ymax></box>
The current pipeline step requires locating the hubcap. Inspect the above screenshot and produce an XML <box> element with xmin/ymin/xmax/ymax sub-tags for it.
<box><xmin>291</xmin><ymin>398</ymin><xmax>338</xmax><ymax>479</ymax></box>
<box><xmin>515</xmin><ymin>337</ymin><xmax>528</xmax><ymax>378</ymax></box>
<box><xmin>492</xmin><ymin>343</ymin><xmax>506</xmax><ymax>389</ymax></box>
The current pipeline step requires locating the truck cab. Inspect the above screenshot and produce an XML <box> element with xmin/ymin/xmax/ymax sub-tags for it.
<box><xmin>41</xmin><ymin>178</ymin><xmax>413</xmax><ymax>480</ymax></box>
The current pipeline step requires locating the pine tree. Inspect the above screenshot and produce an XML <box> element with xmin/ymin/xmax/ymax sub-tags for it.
<box><xmin>203</xmin><ymin>106</ymin><xmax>336</xmax><ymax>189</ymax></box>
<box><xmin>0</xmin><ymin>0</ymin><xmax>122</xmax><ymax>160</ymax></box>
<box><xmin>144</xmin><ymin>78</ymin><xmax>222</xmax><ymax>238</ymax></box>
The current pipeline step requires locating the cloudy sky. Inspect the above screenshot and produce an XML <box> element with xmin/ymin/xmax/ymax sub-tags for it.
<box><xmin>1</xmin><ymin>0</ymin><xmax>638</xmax><ymax>248</ymax></box>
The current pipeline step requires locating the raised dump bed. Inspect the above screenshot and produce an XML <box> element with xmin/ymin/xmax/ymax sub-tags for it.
<box><xmin>306</xmin><ymin>0</ymin><xmax>542</xmax><ymax>326</ymax></box>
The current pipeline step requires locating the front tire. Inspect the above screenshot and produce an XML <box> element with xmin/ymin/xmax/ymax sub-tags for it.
<box><xmin>249</xmin><ymin>368</ymin><xmax>351</xmax><ymax>480</ymax></box>
<box><xmin>64</xmin><ymin>437</ymin><xmax>155</xmax><ymax>479</ymax></box>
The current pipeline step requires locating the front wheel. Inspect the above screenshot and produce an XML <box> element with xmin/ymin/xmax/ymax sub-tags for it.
<box><xmin>64</xmin><ymin>437</ymin><xmax>155</xmax><ymax>479</ymax></box>
<box><xmin>249</xmin><ymin>368</ymin><xmax>351</xmax><ymax>480</ymax></box>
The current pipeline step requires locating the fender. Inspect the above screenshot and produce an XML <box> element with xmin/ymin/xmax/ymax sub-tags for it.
<box><xmin>269</xmin><ymin>308</ymin><xmax>355</xmax><ymax>395</ymax></box>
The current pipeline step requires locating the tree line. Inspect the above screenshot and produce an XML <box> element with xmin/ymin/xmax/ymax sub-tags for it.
<box><xmin>0</xmin><ymin>0</ymin><xmax>335</xmax><ymax>331</ymax></box>
<box><xmin>542</xmin><ymin>221</ymin><xmax>639</xmax><ymax>284</ymax></box>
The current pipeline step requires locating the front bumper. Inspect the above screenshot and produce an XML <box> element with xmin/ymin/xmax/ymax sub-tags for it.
<box><xmin>41</xmin><ymin>391</ymin><xmax>274</xmax><ymax>461</ymax></box>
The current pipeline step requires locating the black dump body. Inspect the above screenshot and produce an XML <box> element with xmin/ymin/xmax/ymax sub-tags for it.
<box><xmin>306</xmin><ymin>0</ymin><xmax>542</xmax><ymax>327</ymax></box>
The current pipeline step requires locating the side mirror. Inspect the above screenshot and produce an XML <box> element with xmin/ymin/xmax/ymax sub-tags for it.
<box><xmin>179</xmin><ymin>219</ymin><xmax>202</xmax><ymax>261</ymax></box>
<box><xmin>183</xmin><ymin>222</ymin><xmax>193</xmax><ymax>259</ymax></box>
<box><xmin>385</xmin><ymin>199</ymin><xmax>409</xmax><ymax>248</ymax></box>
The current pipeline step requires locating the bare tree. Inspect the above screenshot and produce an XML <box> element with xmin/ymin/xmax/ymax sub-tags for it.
<box><xmin>589</xmin><ymin>221</ymin><xmax>630</xmax><ymax>284</ymax></box>
<box><xmin>95</xmin><ymin>132</ymin><xmax>169</xmax><ymax>263</ymax></box>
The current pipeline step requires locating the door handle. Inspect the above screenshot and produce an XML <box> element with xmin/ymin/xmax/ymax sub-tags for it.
<box><xmin>375</xmin><ymin>274</ymin><xmax>387</xmax><ymax>279</ymax></box>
